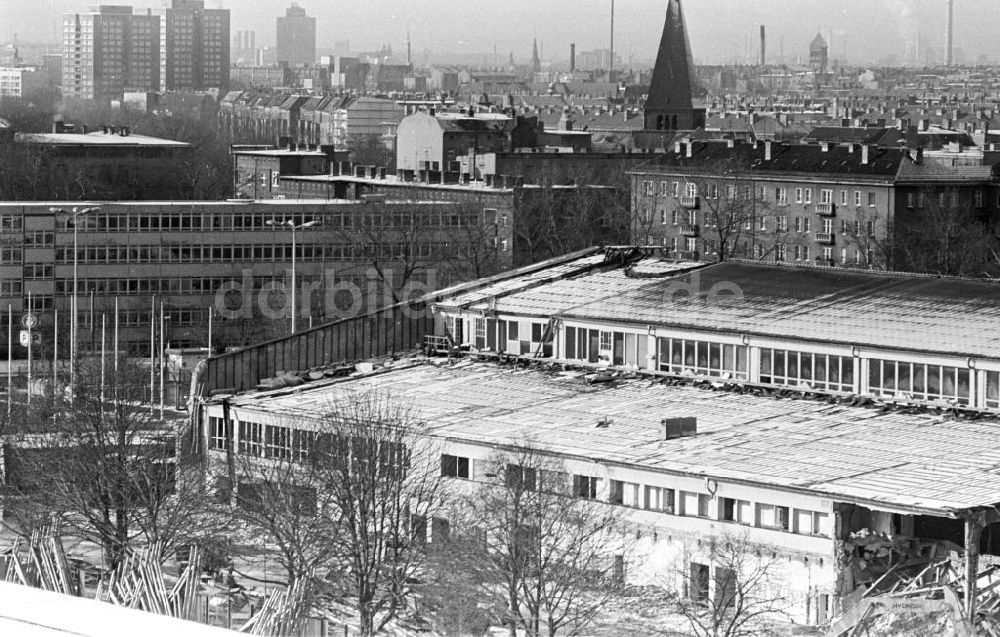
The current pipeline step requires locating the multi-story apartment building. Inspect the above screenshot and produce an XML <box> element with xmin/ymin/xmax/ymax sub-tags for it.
<box><xmin>631</xmin><ymin>139</ymin><xmax>998</xmax><ymax>269</ymax></box>
<box><xmin>276</xmin><ymin>3</ymin><xmax>316</xmax><ymax>66</ymax></box>
<box><xmin>160</xmin><ymin>0</ymin><xmax>230</xmax><ymax>92</ymax></box>
<box><xmin>61</xmin><ymin>5</ymin><xmax>160</xmax><ymax>102</ymax></box>
<box><xmin>196</xmin><ymin>246</ymin><xmax>1000</xmax><ymax>629</ymax></box>
<box><xmin>0</xmin><ymin>198</ymin><xmax>498</xmax><ymax>357</ymax></box>
<box><xmin>0</xmin><ymin>66</ymin><xmax>47</xmax><ymax>98</ymax></box>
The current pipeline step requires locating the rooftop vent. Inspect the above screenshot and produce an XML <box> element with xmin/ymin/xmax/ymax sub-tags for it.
<box><xmin>662</xmin><ymin>417</ymin><xmax>697</xmax><ymax>440</ymax></box>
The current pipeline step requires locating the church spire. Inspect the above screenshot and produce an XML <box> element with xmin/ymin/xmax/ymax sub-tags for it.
<box><xmin>531</xmin><ymin>39</ymin><xmax>541</xmax><ymax>73</ymax></box>
<box><xmin>642</xmin><ymin>0</ymin><xmax>704</xmax><ymax>134</ymax></box>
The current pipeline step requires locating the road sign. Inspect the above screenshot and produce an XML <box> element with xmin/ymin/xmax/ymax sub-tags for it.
<box><xmin>21</xmin><ymin>313</ymin><xmax>38</xmax><ymax>329</ymax></box>
<box><xmin>19</xmin><ymin>330</ymin><xmax>41</xmax><ymax>347</ymax></box>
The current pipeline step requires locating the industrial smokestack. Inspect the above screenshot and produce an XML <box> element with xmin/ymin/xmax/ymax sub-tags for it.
<box><xmin>760</xmin><ymin>25</ymin><xmax>766</xmax><ymax>66</ymax></box>
<box><xmin>570</xmin><ymin>43</ymin><xmax>576</xmax><ymax>72</ymax></box>
<box><xmin>946</xmin><ymin>0</ymin><xmax>954</xmax><ymax>66</ymax></box>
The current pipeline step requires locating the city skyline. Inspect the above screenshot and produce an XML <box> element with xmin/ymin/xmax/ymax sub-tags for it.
<box><xmin>3</xmin><ymin>0</ymin><xmax>1000</xmax><ymax>66</ymax></box>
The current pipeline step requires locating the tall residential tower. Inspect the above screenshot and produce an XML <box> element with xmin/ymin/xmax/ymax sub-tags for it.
<box><xmin>62</xmin><ymin>5</ymin><xmax>160</xmax><ymax>102</ymax></box>
<box><xmin>160</xmin><ymin>0</ymin><xmax>230</xmax><ymax>92</ymax></box>
<box><xmin>276</xmin><ymin>3</ymin><xmax>316</xmax><ymax>66</ymax></box>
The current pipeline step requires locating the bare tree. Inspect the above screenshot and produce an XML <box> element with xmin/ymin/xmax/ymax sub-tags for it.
<box><xmin>3</xmin><ymin>358</ymin><xmax>216</xmax><ymax>569</ymax></box>
<box><xmin>229</xmin><ymin>445</ymin><xmax>339</xmax><ymax>594</ymax></box>
<box><xmin>467</xmin><ymin>444</ymin><xmax>626</xmax><ymax>637</ymax></box>
<box><xmin>847</xmin><ymin>189</ymin><xmax>999</xmax><ymax>276</ymax></box>
<box><xmin>684</xmin><ymin>165</ymin><xmax>767</xmax><ymax>262</ymax></box>
<box><xmin>673</xmin><ymin>532</ymin><xmax>791</xmax><ymax>637</ymax></box>
<box><xmin>315</xmin><ymin>389</ymin><xmax>444</xmax><ymax>637</ymax></box>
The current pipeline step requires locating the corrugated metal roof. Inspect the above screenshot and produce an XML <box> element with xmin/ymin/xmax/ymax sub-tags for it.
<box><xmin>228</xmin><ymin>360</ymin><xmax>1000</xmax><ymax>515</ymax></box>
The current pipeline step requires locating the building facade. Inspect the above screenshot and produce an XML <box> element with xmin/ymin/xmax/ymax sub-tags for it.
<box><xmin>197</xmin><ymin>247</ymin><xmax>1000</xmax><ymax>629</ymax></box>
<box><xmin>630</xmin><ymin>139</ymin><xmax>998</xmax><ymax>269</ymax></box>
<box><xmin>160</xmin><ymin>0</ymin><xmax>230</xmax><ymax>92</ymax></box>
<box><xmin>276</xmin><ymin>3</ymin><xmax>316</xmax><ymax>66</ymax></box>
<box><xmin>0</xmin><ymin>198</ymin><xmax>495</xmax><ymax>357</ymax></box>
<box><xmin>61</xmin><ymin>6</ymin><xmax>160</xmax><ymax>102</ymax></box>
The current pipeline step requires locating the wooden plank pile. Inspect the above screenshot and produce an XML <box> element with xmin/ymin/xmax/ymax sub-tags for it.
<box><xmin>0</xmin><ymin>526</ymin><xmax>77</xmax><ymax>595</ymax></box>
<box><xmin>96</xmin><ymin>543</ymin><xmax>204</xmax><ymax>620</ymax></box>
<box><xmin>239</xmin><ymin>574</ymin><xmax>312</xmax><ymax>636</ymax></box>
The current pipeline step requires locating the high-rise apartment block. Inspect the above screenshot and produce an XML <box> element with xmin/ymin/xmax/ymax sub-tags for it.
<box><xmin>276</xmin><ymin>3</ymin><xmax>316</xmax><ymax>66</ymax></box>
<box><xmin>62</xmin><ymin>5</ymin><xmax>160</xmax><ymax>102</ymax></box>
<box><xmin>160</xmin><ymin>0</ymin><xmax>230</xmax><ymax>92</ymax></box>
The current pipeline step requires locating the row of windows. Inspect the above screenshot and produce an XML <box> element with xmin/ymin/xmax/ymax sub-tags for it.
<box><xmin>656</xmin><ymin>337</ymin><xmax>749</xmax><ymax>380</ymax></box>
<box><xmin>477</xmin><ymin>316</ymin><xmax>1000</xmax><ymax>411</ymax></box>
<box><xmin>48</xmin><ymin>242</ymin><xmax>456</xmax><ymax>265</ymax></box>
<box><xmin>640</xmin><ymin>180</ymin><xmax>882</xmax><ymax>208</ymax></box>
<box><xmin>439</xmin><ymin>452</ymin><xmax>829</xmax><ymax>537</ymax></box>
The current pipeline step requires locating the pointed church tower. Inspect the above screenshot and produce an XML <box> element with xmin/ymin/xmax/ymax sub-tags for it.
<box><xmin>531</xmin><ymin>39</ymin><xmax>542</xmax><ymax>73</ymax></box>
<box><xmin>643</xmin><ymin>0</ymin><xmax>705</xmax><ymax>133</ymax></box>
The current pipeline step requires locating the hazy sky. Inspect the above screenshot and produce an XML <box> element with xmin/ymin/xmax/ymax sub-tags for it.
<box><xmin>3</xmin><ymin>0</ymin><xmax>999</xmax><ymax>65</ymax></box>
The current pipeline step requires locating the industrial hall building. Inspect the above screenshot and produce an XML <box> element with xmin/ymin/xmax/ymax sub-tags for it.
<box><xmin>193</xmin><ymin>246</ymin><xmax>1000</xmax><ymax>629</ymax></box>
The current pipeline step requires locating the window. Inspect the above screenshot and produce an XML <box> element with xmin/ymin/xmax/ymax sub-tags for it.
<box><xmin>657</xmin><ymin>338</ymin><xmax>749</xmax><ymax>380</ymax></box>
<box><xmin>823</xmin><ymin>247</ymin><xmax>833</xmax><ymax>261</ymax></box>
<box><xmin>671</xmin><ymin>210</ymin><xmax>680</xmax><ymax>225</ymax></box>
<box><xmin>722</xmin><ymin>498</ymin><xmax>751</xmax><ymax>524</ymax></box>
<box><xmin>441</xmin><ymin>454</ymin><xmax>470</xmax><ymax>478</ymax></box>
<box><xmin>868</xmin><ymin>359</ymin><xmax>971</xmax><ymax>406</ymax></box>
<box><xmin>804</xmin><ymin>188</ymin><xmax>812</xmax><ymax>204</ymax></box>
<box><xmin>758</xmin><ymin>216</ymin><xmax>767</xmax><ymax>231</ymax></box>
<box><xmin>0</xmin><ymin>247</ymin><xmax>22</xmax><ymax>264</ymax></box>
<box><xmin>776</xmin><ymin>187</ymin><xmax>787</xmax><ymax>204</ymax></box>
<box><xmin>658</xmin><ymin>181</ymin><xmax>669</xmax><ymax>196</ymax></box>
<box><xmin>238</xmin><ymin>421</ymin><xmax>263</xmax><ymax>456</ymax></box>
<box><xmin>599</xmin><ymin>331</ymin><xmax>612</xmax><ymax>351</ymax></box>
<box><xmin>854</xmin><ymin>190</ymin><xmax>862</xmax><ymax>206</ymax></box>
<box><xmin>660</xmin><ymin>210</ymin><xmax>668</xmax><ymax>225</ymax></box>
<box><xmin>803</xmin><ymin>217</ymin><xmax>812</xmax><ymax>233</ymax></box>
<box><xmin>643</xmin><ymin>181</ymin><xmax>654</xmax><ymax>196</ymax></box>
<box><xmin>820</xmin><ymin>189</ymin><xmax>833</xmax><ymax>204</ymax></box>
<box><xmin>776</xmin><ymin>216</ymin><xmax>788</xmax><ymax>232</ymax></box>
<box><xmin>506</xmin><ymin>464</ymin><xmax>537</xmax><ymax>491</ymax></box>
<box><xmin>609</xmin><ymin>480</ymin><xmax>640</xmax><ymax>507</ymax></box>
<box><xmin>822</xmin><ymin>218</ymin><xmax>833</xmax><ymax>234</ymax></box>
<box><xmin>474</xmin><ymin>318</ymin><xmax>486</xmax><ymax>349</ymax></box>
<box><xmin>907</xmin><ymin>192</ymin><xmax>916</xmax><ymax>209</ymax></box>
<box><xmin>24</xmin><ymin>231</ymin><xmax>53</xmax><ymax>247</ymax></box>
<box><xmin>868</xmin><ymin>192</ymin><xmax>876</xmax><ymax>207</ymax></box>
<box><xmin>775</xmin><ymin>243</ymin><xmax>786</xmax><ymax>262</ymax></box>
<box><xmin>644</xmin><ymin>486</ymin><xmax>675</xmax><ymax>513</ymax></box>
<box><xmin>209</xmin><ymin>416</ymin><xmax>232</xmax><ymax>450</ymax></box>
<box><xmin>795</xmin><ymin>509</ymin><xmax>829</xmax><ymax>536</ymax></box>
<box><xmin>794</xmin><ymin>217</ymin><xmax>802</xmax><ymax>233</ymax></box>
<box><xmin>681</xmin><ymin>491</ymin><xmax>710</xmax><ymax>518</ymax></box>
<box><xmin>840</xmin><ymin>190</ymin><xmax>848</xmax><ymax>205</ymax></box>
<box><xmin>24</xmin><ymin>264</ymin><xmax>53</xmax><ymax>279</ymax></box>
<box><xmin>759</xmin><ymin>348</ymin><xmax>855</xmax><ymax>392</ymax></box>
<box><xmin>573</xmin><ymin>475</ymin><xmax>600</xmax><ymax>500</ymax></box>
<box><xmin>975</xmin><ymin>190</ymin><xmax>984</xmax><ymax>208</ymax></box>
<box><xmin>672</xmin><ymin>182</ymin><xmax>680</xmax><ymax>197</ymax></box>
<box><xmin>987</xmin><ymin>371</ymin><xmax>1000</xmax><ymax>409</ymax></box>
<box><xmin>795</xmin><ymin>187</ymin><xmax>803</xmax><ymax>203</ymax></box>
<box><xmin>756</xmin><ymin>504</ymin><xmax>790</xmax><ymax>530</ymax></box>
<box><xmin>685</xmin><ymin>182</ymin><xmax>698</xmax><ymax>198</ymax></box>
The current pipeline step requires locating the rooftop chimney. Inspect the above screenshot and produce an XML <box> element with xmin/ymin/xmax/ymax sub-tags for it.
<box><xmin>570</xmin><ymin>43</ymin><xmax>576</xmax><ymax>73</ymax></box>
<box><xmin>760</xmin><ymin>25</ymin><xmax>766</xmax><ymax>66</ymax></box>
<box><xmin>764</xmin><ymin>140</ymin><xmax>772</xmax><ymax>161</ymax></box>
<box><xmin>663</xmin><ymin>417</ymin><xmax>697</xmax><ymax>440</ymax></box>
<box><xmin>861</xmin><ymin>144</ymin><xmax>870</xmax><ymax>165</ymax></box>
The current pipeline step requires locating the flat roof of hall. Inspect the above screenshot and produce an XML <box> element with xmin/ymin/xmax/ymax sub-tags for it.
<box><xmin>436</xmin><ymin>250</ymin><xmax>1000</xmax><ymax>361</ymax></box>
<box><xmin>17</xmin><ymin>132</ymin><xmax>190</xmax><ymax>147</ymax></box>
<box><xmin>220</xmin><ymin>358</ymin><xmax>1000</xmax><ymax>517</ymax></box>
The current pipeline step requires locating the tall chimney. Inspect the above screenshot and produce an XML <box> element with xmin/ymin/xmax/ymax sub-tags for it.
<box><xmin>760</xmin><ymin>25</ymin><xmax>766</xmax><ymax>66</ymax></box>
<box><xmin>946</xmin><ymin>0</ymin><xmax>954</xmax><ymax>66</ymax></box>
<box><xmin>570</xmin><ymin>43</ymin><xmax>576</xmax><ymax>73</ymax></box>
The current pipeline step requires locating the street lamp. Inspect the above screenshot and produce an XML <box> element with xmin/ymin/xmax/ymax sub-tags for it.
<box><xmin>266</xmin><ymin>219</ymin><xmax>319</xmax><ymax>334</ymax></box>
<box><xmin>49</xmin><ymin>205</ymin><xmax>99</xmax><ymax>397</ymax></box>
